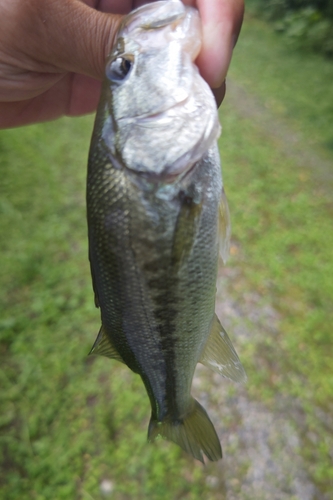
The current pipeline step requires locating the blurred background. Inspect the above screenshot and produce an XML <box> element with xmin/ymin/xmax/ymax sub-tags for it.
<box><xmin>0</xmin><ymin>2</ymin><xmax>332</xmax><ymax>499</ymax></box>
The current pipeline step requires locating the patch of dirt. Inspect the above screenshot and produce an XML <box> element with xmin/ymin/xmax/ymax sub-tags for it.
<box><xmin>191</xmin><ymin>267</ymin><xmax>330</xmax><ymax>500</ymax></box>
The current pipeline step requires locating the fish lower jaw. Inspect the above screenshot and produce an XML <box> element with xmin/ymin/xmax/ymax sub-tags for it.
<box><xmin>117</xmin><ymin>95</ymin><xmax>190</xmax><ymax>125</ymax></box>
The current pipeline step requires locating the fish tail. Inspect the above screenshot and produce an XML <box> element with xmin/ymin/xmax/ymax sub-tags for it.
<box><xmin>148</xmin><ymin>398</ymin><xmax>222</xmax><ymax>463</ymax></box>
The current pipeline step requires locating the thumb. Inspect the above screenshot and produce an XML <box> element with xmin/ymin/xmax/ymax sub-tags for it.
<box><xmin>12</xmin><ymin>0</ymin><xmax>122</xmax><ymax>79</ymax></box>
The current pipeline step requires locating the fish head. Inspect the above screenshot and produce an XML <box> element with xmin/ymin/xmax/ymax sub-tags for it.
<box><xmin>99</xmin><ymin>0</ymin><xmax>220</xmax><ymax>181</ymax></box>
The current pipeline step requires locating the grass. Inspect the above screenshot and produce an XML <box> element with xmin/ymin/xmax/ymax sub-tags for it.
<box><xmin>228</xmin><ymin>14</ymin><xmax>333</xmax><ymax>157</ymax></box>
<box><xmin>0</xmin><ymin>119</ymin><xmax>211</xmax><ymax>500</ymax></box>
<box><xmin>1</xmin><ymin>13</ymin><xmax>333</xmax><ymax>500</ymax></box>
<box><xmin>221</xmin><ymin>14</ymin><xmax>333</xmax><ymax>491</ymax></box>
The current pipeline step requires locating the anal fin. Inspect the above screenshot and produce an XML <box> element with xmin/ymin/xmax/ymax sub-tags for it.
<box><xmin>199</xmin><ymin>314</ymin><xmax>246</xmax><ymax>383</ymax></box>
<box><xmin>89</xmin><ymin>325</ymin><xmax>124</xmax><ymax>364</ymax></box>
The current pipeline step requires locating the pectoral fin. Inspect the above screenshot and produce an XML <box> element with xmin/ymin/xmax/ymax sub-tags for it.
<box><xmin>89</xmin><ymin>325</ymin><xmax>124</xmax><ymax>364</ymax></box>
<box><xmin>219</xmin><ymin>188</ymin><xmax>231</xmax><ymax>264</ymax></box>
<box><xmin>171</xmin><ymin>193</ymin><xmax>202</xmax><ymax>269</ymax></box>
<box><xmin>199</xmin><ymin>314</ymin><xmax>246</xmax><ymax>383</ymax></box>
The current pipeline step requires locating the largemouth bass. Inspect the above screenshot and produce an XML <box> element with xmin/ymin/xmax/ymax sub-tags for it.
<box><xmin>87</xmin><ymin>0</ymin><xmax>246</xmax><ymax>462</ymax></box>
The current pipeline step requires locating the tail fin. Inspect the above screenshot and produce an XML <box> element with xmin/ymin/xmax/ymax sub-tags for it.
<box><xmin>148</xmin><ymin>398</ymin><xmax>222</xmax><ymax>463</ymax></box>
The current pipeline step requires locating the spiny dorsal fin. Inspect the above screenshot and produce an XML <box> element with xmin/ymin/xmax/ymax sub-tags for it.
<box><xmin>89</xmin><ymin>325</ymin><xmax>124</xmax><ymax>363</ymax></box>
<box><xmin>199</xmin><ymin>314</ymin><xmax>246</xmax><ymax>383</ymax></box>
<box><xmin>219</xmin><ymin>188</ymin><xmax>231</xmax><ymax>264</ymax></box>
<box><xmin>148</xmin><ymin>398</ymin><xmax>222</xmax><ymax>463</ymax></box>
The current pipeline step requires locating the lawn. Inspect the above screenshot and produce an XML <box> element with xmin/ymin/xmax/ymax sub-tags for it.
<box><xmin>0</xmin><ymin>13</ymin><xmax>332</xmax><ymax>500</ymax></box>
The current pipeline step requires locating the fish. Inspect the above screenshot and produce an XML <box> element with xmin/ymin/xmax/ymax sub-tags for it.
<box><xmin>87</xmin><ymin>0</ymin><xmax>246</xmax><ymax>463</ymax></box>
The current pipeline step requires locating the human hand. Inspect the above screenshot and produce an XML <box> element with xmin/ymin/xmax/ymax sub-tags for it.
<box><xmin>185</xmin><ymin>0</ymin><xmax>244</xmax><ymax>105</ymax></box>
<box><xmin>0</xmin><ymin>0</ymin><xmax>244</xmax><ymax>129</ymax></box>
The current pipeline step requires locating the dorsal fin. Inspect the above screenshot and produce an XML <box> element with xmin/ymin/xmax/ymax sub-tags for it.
<box><xmin>199</xmin><ymin>314</ymin><xmax>246</xmax><ymax>383</ymax></box>
<box><xmin>89</xmin><ymin>325</ymin><xmax>124</xmax><ymax>364</ymax></box>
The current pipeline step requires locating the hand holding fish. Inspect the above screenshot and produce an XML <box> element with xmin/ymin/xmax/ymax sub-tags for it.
<box><xmin>0</xmin><ymin>0</ymin><xmax>243</xmax><ymax>128</ymax></box>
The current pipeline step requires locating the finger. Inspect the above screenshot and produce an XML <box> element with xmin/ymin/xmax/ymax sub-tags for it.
<box><xmin>212</xmin><ymin>80</ymin><xmax>226</xmax><ymax>107</ymax></box>
<box><xmin>11</xmin><ymin>0</ymin><xmax>123</xmax><ymax>80</ymax></box>
<box><xmin>185</xmin><ymin>0</ymin><xmax>244</xmax><ymax>88</ymax></box>
<box><xmin>89</xmin><ymin>1</ymin><xmax>134</xmax><ymax>14</ymax></box>
<box><xmin>132</xmin><ymin>0</ymin><xmax>157</xmax><ymax>7</ymax></box>
<box><xmin>67</xmin><ymin>74</ymin><xmax>102</xmax><ymax>115</ymax></box>
<box><xmin>0</xmin><ymin>73</ymin><xmax>101</xmax><ymax>128</ymax></box>
<box><xmin>84</xmin><ymin>1</ymin><xmax>156</xmax><ymax>14</ymax></box>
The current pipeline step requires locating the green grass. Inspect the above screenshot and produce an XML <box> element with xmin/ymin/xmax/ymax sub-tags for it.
<box><xmin>1</xmin><ymin>13</ymin><xmax>333</xmax><ymax>499</ymax></box>
<box><xmin>229</xmin><ymin>13</ymin><xmax>333</xmax><ymax>156</ymax></box>
<box><xmin>220</xmin><ymin>14</ymin><xmax>333</xmax><ymax>491</ymax></box>
<box><xmin>0</xmin><ymin>119</ymin><xmax>211</xmax><ymax>499</ymax></box>
<box><xmin>224</xmin><ymin>13</ymin><xmax>333</xmax><ymax>405</ymax></box>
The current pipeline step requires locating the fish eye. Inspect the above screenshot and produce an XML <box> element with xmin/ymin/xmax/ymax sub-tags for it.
<box><xmin>107</xmin><ymin>57</ymin><xmax>133</xmax><ymax>82</ymax></box>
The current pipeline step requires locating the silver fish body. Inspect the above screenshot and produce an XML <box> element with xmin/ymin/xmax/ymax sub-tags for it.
<box><xmin>87</xmin><ymin>0</ymin><xmax>245</xmax><ymax>462</ymax></box>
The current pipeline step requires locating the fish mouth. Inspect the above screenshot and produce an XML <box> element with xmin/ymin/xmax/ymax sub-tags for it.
<box><xmin>117</xmin><ymin>95</ymin><xmax>190</xmax><ymax>126</ymax></box>
<box><xmin>113</xmin><ymin>94</ymin><xmax>219</xmax><ymax>183</ymax></box>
